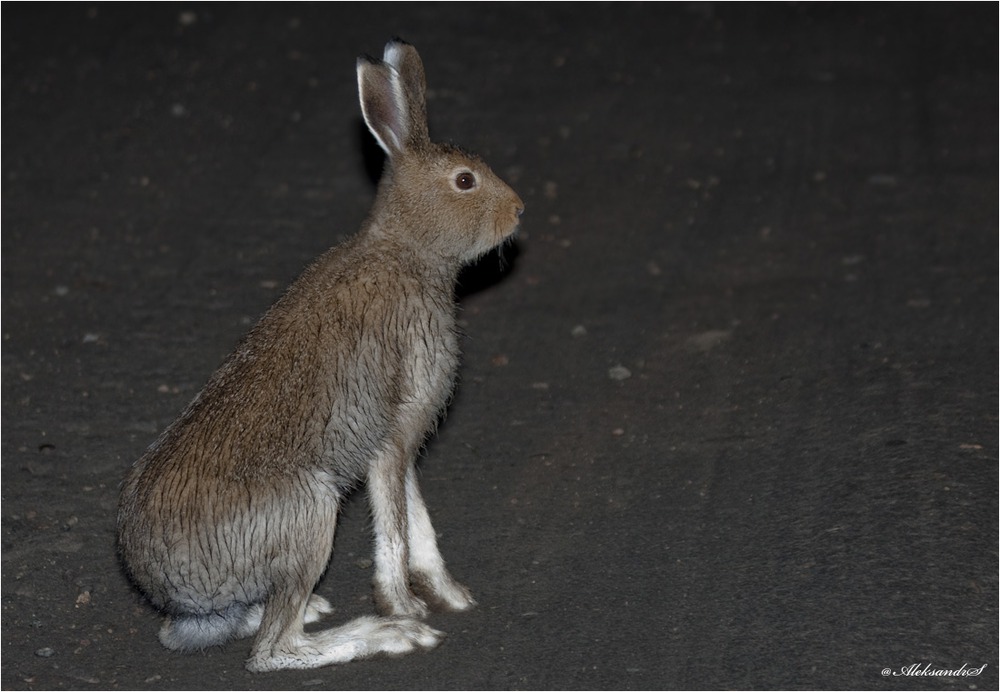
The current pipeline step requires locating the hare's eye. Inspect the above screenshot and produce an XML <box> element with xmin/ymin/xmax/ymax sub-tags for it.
<box><xmin>454</xmin><ymin>171</ymin><xmax>477</xmax><ymax>191</ymax></box>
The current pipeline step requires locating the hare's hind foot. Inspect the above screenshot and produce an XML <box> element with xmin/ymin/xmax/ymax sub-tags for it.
<box><xmin>245</xmin><ymin>615</ymin><xmax>443</xmax><ymax>672</ymax></box>
<box><xmin>304</xmin><ymin>593</ymin><xmax>334</xmax><ymax>624</ymax></box>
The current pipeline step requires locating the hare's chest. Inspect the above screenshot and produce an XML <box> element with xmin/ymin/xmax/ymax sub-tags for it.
<box><xmin>403</xmin><ymin>319</ymin><xmax>460</xmax><ymax>412</ymax></box>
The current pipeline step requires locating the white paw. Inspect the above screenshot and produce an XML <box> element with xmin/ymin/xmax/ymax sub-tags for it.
<box><xmin>245</xmin><ymin>616</ymin><xmax>443</xmax><ymax>671</ymax></box>
<box><xmin>437</xmin><ymin>579</ymin><xmax>476</xmax><ymax>612</ymax></box>
<box><xmin>304</xmin><ymin>594</ymin><xmax>334</xmax><ymax>624</ymax></box>
<box><xmin>412</xmin><ymin>570</ymin><xmax>477</xmax><ymax>612</ymax></box>
<box><xmin>371</xmin><ymin>617</ymin><xmax>444</xmax><ymax>656</ymax></box>
<box><xmin>375</xmin><ymin>582</ymin><xmax>430</xmax><ymax>619</ymax></box>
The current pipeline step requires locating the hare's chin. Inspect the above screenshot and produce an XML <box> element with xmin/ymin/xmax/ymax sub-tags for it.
<box><xmin>494</xmin><ymin>225</ymin><xmax>518</xmax><ymax>248</ymax></box>
<box><xmin>499</xmin><ymin>215</ymin><xmax>521</xmax><ymax>240</ymax></box>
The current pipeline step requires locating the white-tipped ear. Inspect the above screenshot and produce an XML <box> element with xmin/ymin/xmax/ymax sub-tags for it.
<box><xmin>383</xmin><ymin>40</ymin><xmax>429</xmax><ymax>144</ymax></box>
<box><xmin>357</xmin><ymin>58</ymin><xmax>409</xmax><ymax>156</ymax></box>
<box><xmin>383</xmin><ymin>40</ymin><xmax>408</xmax><ymax>71</ymax></box>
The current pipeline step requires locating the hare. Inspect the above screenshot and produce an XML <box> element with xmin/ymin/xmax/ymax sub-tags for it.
<box><xmin>117</xmin><ymin>39</ymin><xmax>523</xmax><ymax>672</ymax></box>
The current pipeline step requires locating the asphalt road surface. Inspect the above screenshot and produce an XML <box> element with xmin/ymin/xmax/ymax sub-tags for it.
<box><xmin>2</xmin><ymin>4</ymin><xmax>997</xmax><ymax>690</ymax></box>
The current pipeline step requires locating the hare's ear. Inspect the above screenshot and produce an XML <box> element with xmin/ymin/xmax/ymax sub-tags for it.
<box><xmin>357</xmin><ymin>40</ymin><xmax>430</xmax><ymax>157</ymax></box>
<box><xmin>383</xmin><ymin>40</ymin><xmax>429</xmax><ymax>143</ymax></box>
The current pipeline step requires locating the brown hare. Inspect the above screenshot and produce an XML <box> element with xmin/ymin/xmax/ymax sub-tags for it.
<box><xmin>117</xmin><ymin>39</ymin><xmax>523</xmax><ymax>672</ymax></box>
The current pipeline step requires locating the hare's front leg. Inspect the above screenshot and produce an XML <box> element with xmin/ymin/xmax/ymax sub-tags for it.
<box><xmin>369</xmin><ymin>442</ymin><xmax>429</xmax><ymax>618</ymax></box>
<box><xmin>404</xmin><ymin>464</ymin><xmax>476</xmax><ymax>612</ymax></box>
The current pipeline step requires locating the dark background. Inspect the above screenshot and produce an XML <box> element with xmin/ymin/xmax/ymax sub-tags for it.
<box><xmin>2</xmin><ymin>3</ymin><xmax>997</xmax><ymax>690</ymax></box>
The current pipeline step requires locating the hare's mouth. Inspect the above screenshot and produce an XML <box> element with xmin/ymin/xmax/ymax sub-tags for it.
<box><xmin>498</xmin><ymin>216</ymin><xmax>520</xmax><ymax>242</ymax></box>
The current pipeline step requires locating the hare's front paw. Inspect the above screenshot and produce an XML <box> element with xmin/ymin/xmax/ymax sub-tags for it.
<box><xmin>374</xmin><ymin>581</ymin><xmax>430</xmax><ymax>619</ymax></box>
<box><xmin>412</xmin><ymin>570</ymin><xmax>477</xmax><ymax>613</ymax></box>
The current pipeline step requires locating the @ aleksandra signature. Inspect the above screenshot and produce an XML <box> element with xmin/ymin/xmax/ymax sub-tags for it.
<box><xmin>882</xmin><ymin>663</ymin><xmax>987</xmax><ymax>678</ymax></box>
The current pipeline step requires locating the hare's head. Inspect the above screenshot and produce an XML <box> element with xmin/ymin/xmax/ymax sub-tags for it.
<box><xmin>358</xmin><ymin>40</ymin><xmax>524</xmax><ymax>264</ymax></box>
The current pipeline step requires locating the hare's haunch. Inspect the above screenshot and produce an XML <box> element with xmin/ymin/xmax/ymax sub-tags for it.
<box><xmin>117</xmin><ymin>39</ymin><xmax>523</xmax><ymax>672</ymax></box>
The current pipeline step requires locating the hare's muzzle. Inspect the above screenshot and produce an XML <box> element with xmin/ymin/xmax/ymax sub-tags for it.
<box><xmin>511</xmin><ymin>191</ymin><xmax>525</xmax><ymax>220</ymax></box>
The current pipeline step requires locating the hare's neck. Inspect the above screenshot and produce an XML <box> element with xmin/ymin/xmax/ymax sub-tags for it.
<box><xmin>361</xmin><ymin>219</ymin><xmax>463</xmax><ymax>282</ymax></box>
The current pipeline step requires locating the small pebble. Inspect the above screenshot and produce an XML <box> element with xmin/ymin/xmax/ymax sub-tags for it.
<box><xmin>608</xmin><ymin>365</ymin><xmax>632</xmax><ymax>381</ymax></box>
<box><xmin>35</xmin><ymin>647</ymin><xmax>54</xmax><ymax>658</ymax></box>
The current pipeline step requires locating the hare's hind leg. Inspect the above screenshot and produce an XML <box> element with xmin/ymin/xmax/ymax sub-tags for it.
<box><xmin>404</xmin><ymin>465</ymin><xmax>476</xmax><ymax>612</ymax></box>
<box><xmin>246</xmin><ymin>588</ymin><xmax>443</xmax><ymax>671</ymax></box>
<box><xmin>244</xmin><ymin>499</ymin><xmax>440</xmax><ymax>671</ymax></box>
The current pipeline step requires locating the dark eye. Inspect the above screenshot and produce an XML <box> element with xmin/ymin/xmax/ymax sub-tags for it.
<box><xmin>455</xmin><ymin>171</ymin><xmax>477</xmax><ymax>191</ymax></box>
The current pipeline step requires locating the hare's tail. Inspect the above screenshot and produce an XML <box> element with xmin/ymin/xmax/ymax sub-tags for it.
<box><xmin>159</xmin><ymin>603</ymin><xmax>264</xmax><ymax>651</ymax></box>
<box><xmin>158</xmin><ymin>594</ymin><xmax>334</xmax><ymax>651</ymax></box>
